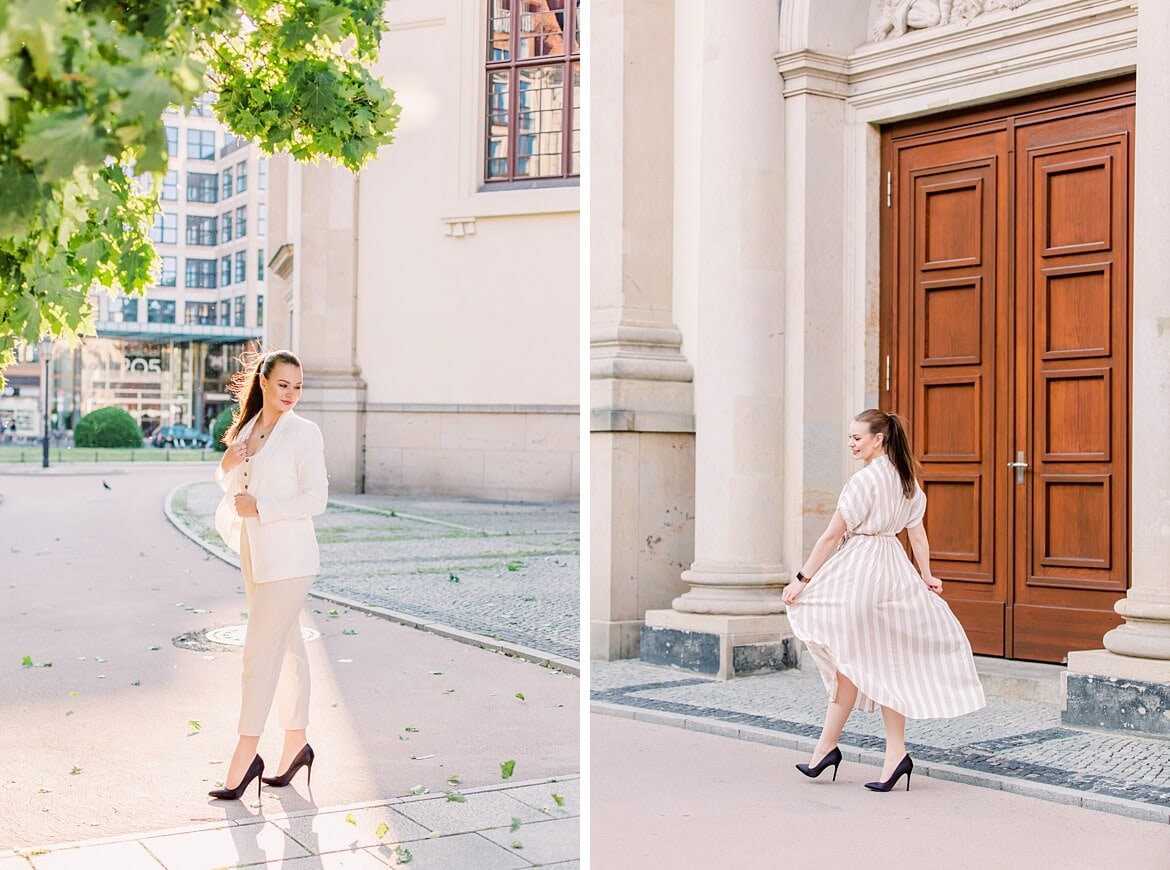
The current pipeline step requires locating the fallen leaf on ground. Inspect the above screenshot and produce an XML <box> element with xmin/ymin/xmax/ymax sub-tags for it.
<box><xmin>409</xmin><ymin>785</ymin><xmax>428</xmax><ymax>795</ymax></box>
<box><xmin>446</xmin><ymin>774</ymin><xmax>461</xmax><ymax>785</ymax></box>
<box><xmin>375</xmin><ymin>821</ymin><xmax>389</xmax><ymax>839</ymax></box>
<box><xmin>500</xmin><ymin>759</ymin><xmax>516</xmax><ymax>780</ymax></box>
<box><xmin>552</xmin><ymin>792</ymin><xmax>565</xmax><ymax>807</ymax></box>
<box><xmin>515</xmin><ymin>692</ymin><xmax>525</xmax><ymax>701</ymax></box>
<box><xmin>510</xmin><ymin>817</ymin><xmax>521</xmax><ymax>832</ymax></box>
<box><xmin>345</xmin><ymin>812</ymin><xmax>357</xmax><ymax>825</ymax></box>
<box><xmin>411</xmin><ymin>754</ymin><xmax>436</xmax><ymax>760</ymax></box>
<box><xmin>393</xmin><ymin>844</ymin><xmax>413</xmax><ymax>863</ymax></box>
<box><xmin>69</xmin><ymin>767</ymin><xmax>82</xmax><ymax>775</ymax></box>
<box><xmin>444</xmin><ymin>790</ymin><xmax>466</xmax><ymax>803</ymax></box>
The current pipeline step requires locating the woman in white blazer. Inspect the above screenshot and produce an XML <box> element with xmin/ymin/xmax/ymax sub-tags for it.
<box><xmin>209</xmin><ymin>350</ymin><xmax>328</xmax><ymax>801</ymax></box>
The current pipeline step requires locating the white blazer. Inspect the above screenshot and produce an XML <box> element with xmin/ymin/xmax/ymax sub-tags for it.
<box><xmin>214</xmin><ymin>411</ymin><xmax>329</xmax><ymax>583</ymax></box>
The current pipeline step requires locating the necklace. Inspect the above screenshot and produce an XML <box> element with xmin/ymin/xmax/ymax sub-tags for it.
<box><xmin>255</xmin><ymin>416</ymin><xmax>278</xmax><ymax>440</ymax></box>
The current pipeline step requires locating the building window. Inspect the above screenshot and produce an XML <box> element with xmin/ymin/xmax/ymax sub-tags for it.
<box><xmin>256</xmin><ymin>294</ymin><xmax>264</xmax><ymax>327</ymax></box>
<box><xmin>190</xmin><ymin>93</ymin><xmax>216</xmax><ymax>117</ymax></box>
<box><xmin>257</xmin><ymin>203</ymin><xmax>266</xmax><ymax>237</ymax></box>
<box><xmin>221</xmin><ymin>255</ymin><xmax>233</xmax><ymax>287</ymax></box>
<box><xmin>149</xmin><ymin>212</ymin><xmax>177</xmax><ymax>244</ymax></box>
<box><xmin>222</xmin><ymin>168</ymin><xmax>233</xmax><ymax>200</ymax></box>
<box><xmin>165</xmin><ymin>125</ymin><xmax>178</xmax><ymax>157</ymax></box>
<box><xmin>121</xmin><ymin>297</ymin><xmax>139</xmax><ymax>322</ymax></box>
<box><xmin>147</xmin><ymin>299</ymin><xmax>176</xmax><ymax>323</ymax></box>
<box><xmin>484</xmin><ymin>0</ymin><xmax>580</xmax><ymax>182</ymax></box>
<box><xmin>185</xmin><ymin>214</ymin><xmax>218</xmax><ymax>246</ymax></box>
<box><xmin>257</xmin><ymin>248</ymin><xmax>265</xmax><ymax>281</ymax></box>
<box><xmin>184</xmin><ymin>302</ymin><xmax>217</xmax><ymax>325</ymax></box>
<box><xmin>234</xmin><ymin>295</ymin><xmax>246</xmax><ymax>327</ymax></box>
<box><xmin>160</xmin><ymin>170</ymin><xmax>178</xmax><ymax>201</ymax></box>
<box><xmin>236</xmin><ymin>160</ymin><xmax>248</xmax><ymax>193</ymax></box>
<box><xmin>235</xmin><ymin>250</ymin><xmax>246</xmax><ymax>283</ymax></box>
<box><xmin>221</xmin><ymin>211</ymin><xmax>233</xmax><ymax>243</ymax></box>
<box><xmin>158</xmin><ymin>256</ymin><xmax>177</xmax><ymax>287</ymax></box>
<box><xmin>186</xmin><ymin>172</ymin><xmax>218</xmax><ymax>203</ymax></box>
<box><xmin>258</xmin><ymin>158</ymin><xmax>268</xmax><ymax>191</ymax></box>
<box><xmin>235</xmin><ymin>205</ymin><xmax>247</xmax><ymax>238</ymax></box>
<box><xmin>187</xmin><ymin>128</ymin><xmax>216</xmax><ymax>160</ymax></box>
<box><xmin>185</xmin><ymin>258</ymin><xmax>217</xmax><ymax>289</ymax></box>
<box><xmin>219</xmin><ymin>299</ymin><xmax>232</xmax><ymax>326</ymax></box>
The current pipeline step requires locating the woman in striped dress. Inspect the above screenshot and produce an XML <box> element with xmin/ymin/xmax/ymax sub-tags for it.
<box><xmin>782</xmin><ymin>409</ymin><xmax>985</xmax><ymax>791</ymax></box>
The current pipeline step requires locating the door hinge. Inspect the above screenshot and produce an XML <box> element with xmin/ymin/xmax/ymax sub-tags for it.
<box><xmin>885</xmin><ymin>355</ymin><xmax>891</xmax><ymax>392</ymax></box>
<box><xmin>886</xmin><ymin>170</ymin><xmax>892</xmax><ymax>208</ymax></box>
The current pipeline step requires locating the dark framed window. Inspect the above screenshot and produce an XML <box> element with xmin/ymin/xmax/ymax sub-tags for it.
<box><xmin>236</xmin><ymin>160</ymin><xmax>248</xmax><ymax>193</ymax></box>
<box><xmin>186</xmin><ymin>172</ymin><xmax>218</xmax><ymax>203</ymax></box>
<box><xmin>149</xmin><ymin>212</ymin><xmax>177</xmax><ymax>244</ymax></box>
<box><xmin>147</xmin><ymin>299</ymin><xmax>176</xmax><ymax>323</ymax></box>
<box><xmin>235</xmin><ymin>205</ymin><xmax>247</xmax><ymax>237</ymax></box>
<box><xmin>185</xmin><ymin>258</ymin><xmax>217</xmax><ymax>289</ymax></box>
<box><xmin>485</xmin><ymin>1</ymin><xmax>580</xmax><ymax>183</ymax></box>
<box><xmin>158</xmin><ymin>256</ymin><xmax>177</xmax><ymax>287</ymax></box>
<box><xmin>221</xmin><ymin>255</ymin><xmax>233</xmax><ymax>287</ymax></box>
<box><xmin>160</xmin><ymin>170</ymin><xmax>178</xmax><ymax>201</ymax></box>
<box><xmin>257</xmin><ymin>248</ymin><xmax>265</xmax><ymax>281</ymax></box>
<box><xmin>256</xmin><ymin>294</ymin><xmax>264</xmax><ymax>327</ymax></box>
<box><xmin>234</xmin><ymin>295</ymin><xmax>246</xmax><ymax>327</ymax></box>
<box><xmin>185</xmin><ymin>214</ymin><xmax>217</xmax><ymax>246</ymax></box>
<box><xmin>221</xmin><ymin>211</ymin><xmax>233</xmax><ymax>243</ymax></box>
<box><xmin>184</xmin><ymin>302</ymin><xmax>217</xmax><ymax>325</ymax></box>
<box><xmin>222</xmin><ymin>168</ymin><xmax>233</xmax><ymax>200</ymax></box>
<box><xmin>235</xmin><ymin>250</ymin><xmax>246</xmax><ymax>283</ymax></box>
<box><xmin>190</xmin><ymin>93</ymin><xmax>216</xmax><ymax>117</ymax></box>
<box><xmin>219</xmin><ymin>299</ymin><xmax>232</xmax><ymax>326</ymax></box>
<box><xmin>258</xmin><ymin>158</ymin><xmax>268</xmax><ymax>191</ymax></box>
<box><xmin>187</xmin><ymin>128</ymin><xmax>216</xmax><ymax>159</ymax></box>
<box><xmin>165</xmin><ymin>125</ymin><xmax>178</xmax><ymax>157</ymax></box>
<box><xmin>121</xmin><ymin>297</ymin><xmax>139</xmax><ymax>322</ymax></box>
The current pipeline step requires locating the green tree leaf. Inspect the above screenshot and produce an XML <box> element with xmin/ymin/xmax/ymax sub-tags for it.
<box><xmin>500</xmin><ymin>759</ymin><xmax>516</xmax><ymax>780</ymax></box>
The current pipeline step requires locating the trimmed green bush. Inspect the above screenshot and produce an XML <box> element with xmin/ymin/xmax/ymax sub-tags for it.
<box><xmin>74</xmin><ymin>407</ymin><xmax>144</xmax><ymax>448</ymax></box>
<box><xmin>212</xmin><ymin>406</ymin><xmax>237</xmax><ymax>452</ymax></box>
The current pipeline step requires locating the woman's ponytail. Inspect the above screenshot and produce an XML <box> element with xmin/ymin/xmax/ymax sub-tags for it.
<box><xmin>854</xmin><ymin>409</ymin><xmax>920</xmax><ymax>499</ymax></box>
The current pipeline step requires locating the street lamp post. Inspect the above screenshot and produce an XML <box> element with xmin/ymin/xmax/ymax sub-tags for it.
<box><xmin>40</xmin><ymin>339</ymin><xmax>51</xmax><ymax>469</ymax></box>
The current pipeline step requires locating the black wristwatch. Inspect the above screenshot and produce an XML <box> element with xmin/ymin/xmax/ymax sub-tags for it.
<box><xmin>796</xmin><ymin>571</ymin><xmax>811</xmax><ymax>583</ymax></box>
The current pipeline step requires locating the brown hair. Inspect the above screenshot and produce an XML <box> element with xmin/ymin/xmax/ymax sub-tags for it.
<box><xmin>222</xmin><ymin>349</ymin><xmax>302</xmax><ymax>446</ymax></box>
<box><xmin>854</xmin><ymin>409</ymin><xmax>919</xmax><ymax>499</ymax></box>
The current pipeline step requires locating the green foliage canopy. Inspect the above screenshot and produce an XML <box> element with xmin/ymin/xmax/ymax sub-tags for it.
<box><xmin>211</xmin><ymin>404</ymin><xmax>233</xmax><ymax>452</ymax></box>
<box><xmin>0</xmin><ymin>0</ymin><xmax>401</xmax><ymax>384</ymax></box>
<box><xmin>73</xmin><ymin>405</ymin><xmax>143</xmax><ymax>447</ymax></box>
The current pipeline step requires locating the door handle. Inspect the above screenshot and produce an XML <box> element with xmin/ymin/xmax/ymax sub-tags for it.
<box><xmin>1007</xmin><ymin>451</ymin><xmax>1028</xmax><ymax>485</ymax></box>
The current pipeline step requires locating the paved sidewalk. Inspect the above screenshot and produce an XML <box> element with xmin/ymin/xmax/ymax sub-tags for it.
<box><xmin>170</xmin><ymin>483</ymin><xmax>579</xmax><ymax>664</ymax></box>
<box><xmin>0</xmin><ymin>776</ymin><xmax>579</xmax><ymax>869</ymax></box>
<box><xmin>592</xmin><ymin>659</ymin><xmax>1170</xmax><ymax>824</ymax></box>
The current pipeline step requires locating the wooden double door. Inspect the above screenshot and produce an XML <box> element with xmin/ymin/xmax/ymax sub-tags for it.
<box><xmin>881</xmin><ymin>80</ymin><xmax>1133</xmax><ymax>663</ymax></box>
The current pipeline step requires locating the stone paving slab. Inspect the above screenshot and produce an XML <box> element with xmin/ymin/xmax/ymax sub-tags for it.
<box><xmin>591</xmin><ymin>659</ymin><xmax>1170</xmax><ymax>824</ymax></box>
<box><xmin>170</xmin><ymin>483</ymin><xmax>579</xmax><ymax>660</ymax></box>
<box><xmin>7</xmin><ymin>777</ymin><xmax>580</xmax><ymax>869</ymax></box>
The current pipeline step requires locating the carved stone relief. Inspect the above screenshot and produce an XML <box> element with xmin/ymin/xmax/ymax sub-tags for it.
<box><xmin>870</xmin><ymin>0</ymin><xmax>1033</xmax><ymax>42</ymax></box>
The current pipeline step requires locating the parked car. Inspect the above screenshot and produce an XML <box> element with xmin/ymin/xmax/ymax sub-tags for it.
<box><xmin>151</xmin><ymin>425</ymin><xmax>211</xmax><ymax>448</ymax></box>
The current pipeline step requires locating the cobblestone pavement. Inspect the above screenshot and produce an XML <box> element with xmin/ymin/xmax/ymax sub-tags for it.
<box><xmin>591</xmin><ymin>660</ymin><xmax>1170</xmax><ymax>822</ymax></box>
<box><xmin>171</xmin><ymin>483</ymin><xmax>580</xmax><ymax>661</ymax></box>
<box><xmin>0</xmin><ymin>776</ymin><xmax>580</xmax><ymax>869</ymax></box>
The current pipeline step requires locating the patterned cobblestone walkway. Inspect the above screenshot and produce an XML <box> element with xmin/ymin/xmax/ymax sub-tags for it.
<box><xmin>592</xmin><ymin>660</ymin><xmax>1170</xmax><ymax>822</ymax></box>
<box><xmin>170</xmin><ymin>483</ymin><xmax>580</xmax><ymax>661</ymax></box>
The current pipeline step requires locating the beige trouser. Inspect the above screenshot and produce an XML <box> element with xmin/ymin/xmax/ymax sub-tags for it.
<box><xmin>238</xmin><ymin>524</ymin><xmax>315</xmax><ymax>736</ymax></box>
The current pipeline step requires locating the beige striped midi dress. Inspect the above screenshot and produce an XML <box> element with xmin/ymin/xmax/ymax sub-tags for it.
<box><xmin>787</xmin><ymin>455</ymin><xmax>986</xmax><ymax>719</ymax></box>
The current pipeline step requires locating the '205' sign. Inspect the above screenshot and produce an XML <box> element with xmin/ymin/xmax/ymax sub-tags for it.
<box><xmin>123</xmin><ymin>357</ymin><xmax>162</xmax><ymax>373</ymax></box>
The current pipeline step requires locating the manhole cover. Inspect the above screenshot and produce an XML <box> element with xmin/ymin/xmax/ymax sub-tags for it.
<box><xmin>205</xmin><ymin>625</ymin><xmax>321</xmax><ymax>646</ymax></box>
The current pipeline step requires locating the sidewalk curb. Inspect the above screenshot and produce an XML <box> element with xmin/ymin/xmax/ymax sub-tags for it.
<box><xmin>590</xmin><ymin>701</ymin><xmax>1170</xmax><ymax>826</ymax></box>
<box><xmin>12</xmin><ymin>774</ymin><xmax>580</xmax><ymax>858</ymax></box>
<box><xmin>163</xmin><ymin>483</ymin><xmax>580</xmax><ymax>677</ymax></box>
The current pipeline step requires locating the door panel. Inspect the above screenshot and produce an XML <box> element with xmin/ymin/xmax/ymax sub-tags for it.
<box><xmin>883</xmin><ymin>83</ymin><xmax>1132</xmax><ymax>663</ymax></box>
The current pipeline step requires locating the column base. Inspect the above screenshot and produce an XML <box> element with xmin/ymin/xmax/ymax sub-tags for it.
<box><xmin>640</xmin><ymin>609</ymin><xmax>795</xmax><ymax>680</ymax></box>
<box><xmin>1062</xmin><ymin>649</ymin><xmax>1170</xmax><ymax>736</ymax></box>
<box><xmin>590</xmin><ymin>619</ymin><xmax>644</xmax><ymax>661</ymax></box>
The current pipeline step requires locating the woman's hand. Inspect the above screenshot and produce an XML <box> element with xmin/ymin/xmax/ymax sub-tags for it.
<box><xmin>782</xmin><ymin>581</ymin><xmax>805</xmax><ymax>606</ymax></box>
<box><xmin>234</xmin><ymin>492</ymin><xmax>259</xmax><ymax>518</ymax></box>
<box><xmin>924</xmin><ymin>575</ymin><xmax>943</xmax><ymax>595</ymax></box>
<box><xmin>221</xmin><ymin>440</ymin><xmax>249</xmax><ymax>473</ymax></box>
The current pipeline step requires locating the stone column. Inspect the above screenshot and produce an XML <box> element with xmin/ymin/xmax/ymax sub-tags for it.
<box><xmin>268</xmin><ymin>157</ymin><xmax>367</xmax><ymax>493</ymax></box>
<box><xmin>589</xmin><ymin>0</ymin><xmax>696</xmax><ymax>661</ymax></box>
<box><xmin>639</xmin><ymin>0</ymin><xmax>790</xmax><ymax>679</ymax></box>
<box><xmin>1064</xmin><ymin>0</ymin><xmax>1170</xmax><ymax>735</ymax></box>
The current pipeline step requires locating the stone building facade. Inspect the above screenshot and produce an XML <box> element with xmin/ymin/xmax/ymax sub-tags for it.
<box><xmin>265</xmin><ymin>0</ymin><xmax>580</xmax><ymax>501</ymax></box>
<box><xmin>589</xmin><ymin>0</ymin><xmax>1170</xmax><ymax>734</ymax></box>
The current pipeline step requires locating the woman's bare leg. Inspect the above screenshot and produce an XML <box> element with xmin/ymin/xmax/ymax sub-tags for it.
<box><xmin>879</xmin><ymin>705</ymin><xmax>907</xmax><ymax>779</ymax></box>
<box><xmin>810</xmin><ymin>672</ymin><xmax>858</xmax><ymax>764</ymax></box>
<box><xmin>224</xmin><ymin>735</ymin><xmax>261</xmax><ymax>789</ymax></box>
<box><xmin>277</xmin><ymin>728</ymin><xmax>308</xmax><ymax>774</ymax></box>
